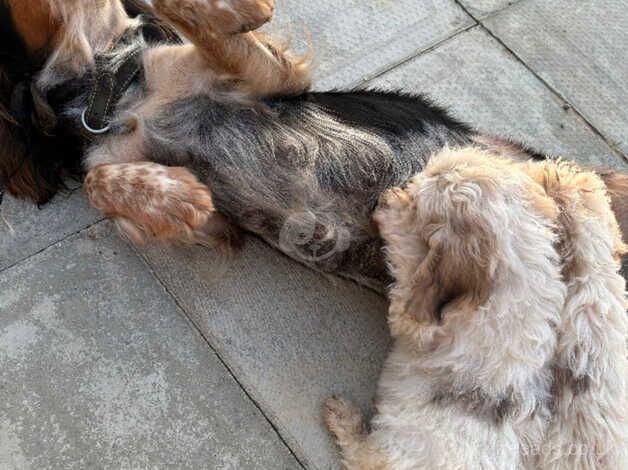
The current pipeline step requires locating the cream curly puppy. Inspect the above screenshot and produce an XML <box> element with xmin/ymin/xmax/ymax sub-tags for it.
<box><xmin>324</xmin><ymin>148</ymin><xmax>628</xmax><ymax>470</ymax></box>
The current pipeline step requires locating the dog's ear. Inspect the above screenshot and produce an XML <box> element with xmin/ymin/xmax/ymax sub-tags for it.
<box><xmin>0</xmin><ymin>64</ymin><xmax>45</xmax><ymax>202</ymax></box>
<box><xmin>404</xmin><ymin>183</ymin><xmax>497</xmax><ymax>323</ymax></box>
<box><xmin>0</xmin><ymin>2</ymin><xmax>56</xmax><ymax>203</ymax></box>
<box><xmin>0</xmin><ymin>64</ymin><xmax>81</xmax><ymax>204</ymax></box>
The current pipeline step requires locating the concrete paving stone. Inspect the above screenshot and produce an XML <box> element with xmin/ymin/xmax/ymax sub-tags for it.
<box><xmin>266</xmin><ymin>0</ymin><xmax>473</xmax><ymax>90</ymax></box>
<box><xmin>458</xmin><ymin>0</ymin><xmax>520</xmax><ymax>18</ymax></box>
<box><xmin>0</xmin><ymin>183</ymin><xmax>101</xmax><ymax>271</ymax></box>
<box><xmin>140</xmin><ymin>238</ymin><xmax>390</xmax><ymax>470</ymax></box>
<box><xmin>0</xmin><ymin>223</ymin><xmax>300</xmax><ymax>470</ymax></box>
<box><xmin>484</xmin><ymin>0</ymin><xmax>628</xmax><ymax>156</ymax></box>
<box><xmin>370</xmin><ymin>27</ymin><xmax>627</xmax><ymax>170</ymax></box>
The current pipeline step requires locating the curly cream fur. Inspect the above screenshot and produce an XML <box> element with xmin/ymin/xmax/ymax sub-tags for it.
<box><xmin>527</xmin><ymin>161</ymin><xmax>628</xmax><ymax>469</ymax></box>
<box><xmin>325</xmin><ymin>147</ymin><xmax>628</xmax><ymax>469</ymax></box>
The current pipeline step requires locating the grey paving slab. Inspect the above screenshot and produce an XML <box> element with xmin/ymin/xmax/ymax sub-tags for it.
<box><xmin>458</xmin><ymin>0</ymin><xmax>520</xmax><ymax>18</ymax></box>
<box><xmin>484</xmin><ymin>0</ymin><xmax>628</xmax><ymax>156</ymax></box>
<box><xmin>266</xmin><ymin>0</ymin><xmax>473</xmax><ymax>90</ymax></box>
<box><xmin>0</xmin><ymin>223</ymin><xmax>300</xmax><ymax>470</ymax></box>
<box><xmin>0</xmin><ymin>185</ymin><xmax>101</xmax><ymax>271</ymax></box>
<box><xmin>371</xmin><ymin>27</ymin><xmax>626</xmax><ymax>169</ymax></box>
<box><xmin>140</xmin><ymin>238</ymin><xmax>390</xmax><ymax>470</ymax></box>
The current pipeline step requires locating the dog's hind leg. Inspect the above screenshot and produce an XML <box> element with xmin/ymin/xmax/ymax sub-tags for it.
<box><xmin>527</xmin><ymin>161</ymin><xmax>628</xmax><ymax>469</ymax></box>
<box><xmin>152</xmin><ymin>0</ymin><xmax>310</xmax><ymax>97</ymax></box>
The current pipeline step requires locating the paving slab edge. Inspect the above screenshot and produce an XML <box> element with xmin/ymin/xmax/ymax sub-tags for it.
<box><xmin>453</xmin><ymin>0</ymin><xmax>628</xmax><ymax>163</ymax></box>
<box><xmin>1</xmin><ymin>222</ymin><xmax>309</xmax><ymax>469</ymax></box>
<box><xmin>133</xmin><ymin>246</ymin><xmax>312</xmax><ymax>469</ymax></box>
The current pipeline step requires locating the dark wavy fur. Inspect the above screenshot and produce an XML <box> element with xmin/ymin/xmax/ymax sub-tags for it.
<box><xmin>0</xmin><ymin>0</ymin><xmax>81</xmax><ymax>203</ymax></box>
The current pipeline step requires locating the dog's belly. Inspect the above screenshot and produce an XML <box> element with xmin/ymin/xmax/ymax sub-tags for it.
<box><xmin>147</xmin><ymin>91</ymin><xmax>475</xmax><ymax>288</ymax></box>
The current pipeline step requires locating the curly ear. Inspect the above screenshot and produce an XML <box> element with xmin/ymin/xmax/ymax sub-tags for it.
<box><xmin>405</xmin><ymin>225</ymin><xmax>495</xmax><ymax>323</ymax></box>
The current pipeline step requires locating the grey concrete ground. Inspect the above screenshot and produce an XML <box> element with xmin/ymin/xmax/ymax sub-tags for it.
<box><xmin>1</xmin><ymin>1</ymin><xmax>626</xmax><ymax>469</ymax></box>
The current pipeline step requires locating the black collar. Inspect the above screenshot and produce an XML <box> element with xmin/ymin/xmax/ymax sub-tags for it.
<box><xmin>81</xmin><ymin>17</ymin><xmax>181</xmax><ymax>136</ymax></box>
<box><xmin>80</xmin><ymin>30</ymin><xmax>144</xmax><ymax>135</ymax></box>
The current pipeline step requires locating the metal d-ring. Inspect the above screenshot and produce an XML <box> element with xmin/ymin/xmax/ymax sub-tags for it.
<box><xmin>81</xmin><ymin>108</ymin><xmax>111</xmax><ymax>135</ymax></box>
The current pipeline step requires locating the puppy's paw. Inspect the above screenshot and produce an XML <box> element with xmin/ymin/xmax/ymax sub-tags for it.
<box><xmin>377</xmin><ymin>187</ymin><xmax>412</xmax><ymax>211</ymax></box>
<box><xmin>205</xmin><ymin>0</ymin><xmax>274</xmax><ymax>35</ymax></box>
<box><xmin>86</xmin><ymin>163</ymin><xmax>215</xmax><ymax>244</ymax></box>
<box><xmin>323</xmin><ymin>397</ymin><xmax>365</xmax><ymax>440</ymax></box>
<box><xmin>373</xmin><ymin>186</ymin><xmax>413</xmax><ymax>228</ymax></box>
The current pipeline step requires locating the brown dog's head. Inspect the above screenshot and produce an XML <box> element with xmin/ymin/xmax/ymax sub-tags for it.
<box><xmin>0</xmin><ymin>0</ymin><xmax>166</xmax><ymax>203</ymax></box>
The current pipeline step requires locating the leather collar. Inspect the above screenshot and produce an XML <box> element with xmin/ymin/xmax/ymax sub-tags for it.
<box><xmin>81</xmin><ymin>17</ymin><xmax>182</xmax><ymax>136</ymax></box>
<box><xmin>80</xmin><ymin>29</ymin><xmax>144</xmax><ymax>135</ymax></box>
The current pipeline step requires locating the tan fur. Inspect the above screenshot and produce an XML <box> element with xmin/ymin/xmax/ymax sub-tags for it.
<box><xmin>325</xmin><ymin>148</ymin><xmax>628</xmax><ymax>469</ymax></box>
<box><xmin>153</xmin><ymin>0</ymin><xmax>311</xmax><ymax>97</ymax></box>
<box><xmin>12</xmin><ymin>0</ymin><xmax>132</xmax><ymax>79</ymax></box>
<box><xmin>472</xmin><ymin>134</ymin><xmax>538</xmax><ymax>162</ymax></box>
<box><xmin>8</xmin><ymin>0</ymin><xmax>56</xmax><ymax>51</ymax></box>
<box><xmin>599</xmin><ymin>170</ymin><xmax>628</xmax><ymax>248</ymax></box>
<box><xmin>327</xmin><ymin>148</ymin><xmax>566</xmax><ymax>469</ymax></box>
<box><xmin>85</xmin><ymin>162</ymin><xmax>236</xmax><ymax>247</ymax></box>
<box><xmin>524</xmin><ymin>161</ymin><xmax>628</xmax><ymax>469</ymax></box>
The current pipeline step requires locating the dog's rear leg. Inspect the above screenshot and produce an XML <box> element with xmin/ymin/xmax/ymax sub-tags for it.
<box><xmin>153</xmin><ymin>0</ymin><xmax>310</xmax><ymax>97</ymax></box>
<box><xmin>85</xmin><ymin>162</ymin><xmax>240</xmax><ymax>251</ymax></box>
<box><xmin>528</xmin><ymin>161</ymin><xmax>628</xmax><ymax>469</ymax></box>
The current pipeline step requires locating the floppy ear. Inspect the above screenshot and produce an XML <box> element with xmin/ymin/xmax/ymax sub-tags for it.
<box><xmin>404</xmin><ymin>194</ymin><xmax>497</xmax><ymax>322</ymax></box>
<box><xmin>0</xmin><ymin>68</ymin><xmax>79</xmax><ymax>204</ymax></box>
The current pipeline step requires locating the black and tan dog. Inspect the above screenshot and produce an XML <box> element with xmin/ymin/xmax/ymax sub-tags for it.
<box><xmin>2</xmin><ymin>2</ymin><xmax>628</xmax><ymax>468</ymax></box>
<box><xmin>3</xmin><ymin>0</ymin><xmax>624</xmax><ymax>290</ymax></box>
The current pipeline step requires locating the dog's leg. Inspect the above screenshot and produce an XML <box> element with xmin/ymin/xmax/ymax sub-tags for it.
<box><xmin>527</xmin><ymin>161</ymin><xmax>628</xmax><ymax>469</ymax></box>
<box><xmin>152</xmin><ymin>0</ymin><xmax>310</xmax><ymax>96</ymax></box>
<box><xmin>323</xmin><ymin>397</ymin><xmax>374</xmax><ymax>470</ymax></box>
<box><xmin>85</xmin><ymin>161</ymin><xmax>239</xmax><ymax>248</ymax></box>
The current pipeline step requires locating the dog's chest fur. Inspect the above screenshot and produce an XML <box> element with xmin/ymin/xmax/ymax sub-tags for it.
<box><xmin>145</xmin><ymin>90</ymin><xmax>474</xmax><ymax>287</ymax></box>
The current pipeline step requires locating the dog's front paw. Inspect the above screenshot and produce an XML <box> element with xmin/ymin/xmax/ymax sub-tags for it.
<box><xmin>86</xmin><ymin>163</ymin><xmax>215</xmax><ymax>244</ymax></box>
<box><xmin>232</xmin><ymin>0</ymin><xmax>275</xmax><ymax>32</ymax></box>
<box><xmin>373</xmin><ymin>186</ymin><xmax>412</xmax><ymax>227</ymax></box>
<box><xmin>154</xmin><ymin>0</ymin><xmax>273</xmax><ymax>36</ymax></box>
<box><xmin>377</xmin><ymin>187</ymin><xmax>411</xmax><ymax>211</ymax></box>
<box><xmin>212</xmin><ymin>0</ymin><xmax>274</xmax><ymax>35</ymax></box>
<box><xmin>323</xmin><ymin>396</ymin><xmax>365</xmax><ymax>439</ymax></box>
